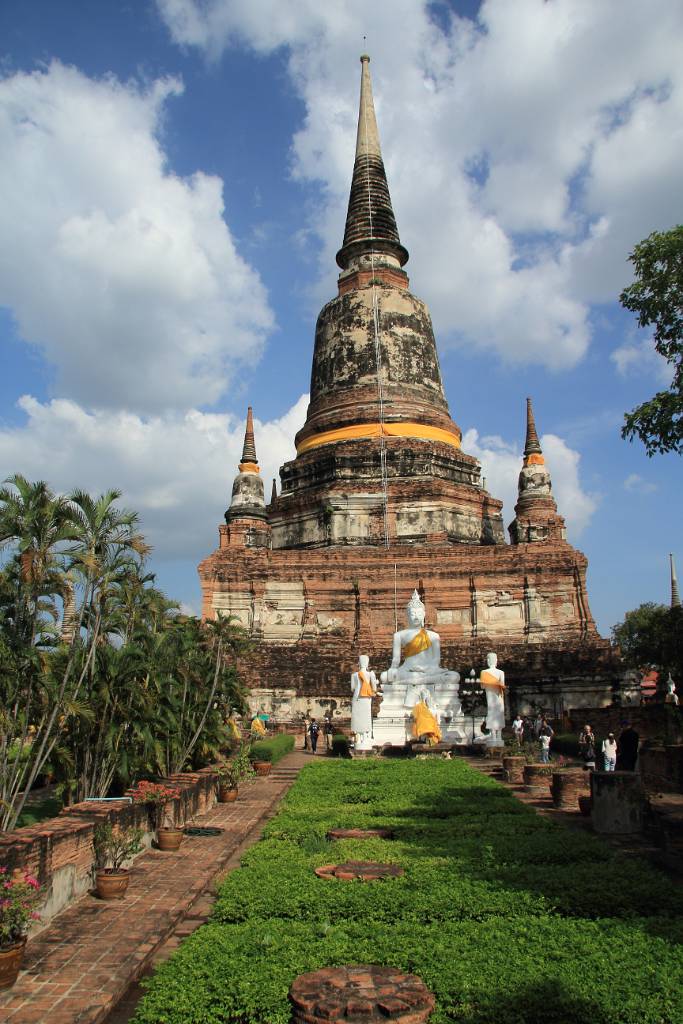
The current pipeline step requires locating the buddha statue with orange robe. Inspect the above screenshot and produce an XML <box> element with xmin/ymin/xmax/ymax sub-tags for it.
<box><xmin>380</xmin><ymin>590</ymin><xmax>460</xmax><ymax>710</ymax></box>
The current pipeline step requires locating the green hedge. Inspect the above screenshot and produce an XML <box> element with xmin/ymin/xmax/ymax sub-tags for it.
<box><xmin>248</xmin><ymin>734</ymin><xmax>295</xmax><ymax>764</ymax></box>
<box><xmin>133</xmin><ymin>759</ymin><xmax>683</xmax><ymax>1024</ymax></box>
<box><xmin>551</xmin><ymin>732</ymin><xmax>581</xmax><ymax>757</ymax></box>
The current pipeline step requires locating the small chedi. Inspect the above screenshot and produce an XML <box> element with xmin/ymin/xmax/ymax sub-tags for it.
<box><xmin>198</xmin><ymin>55</ymin><xmax>627</xmax><ymax>727</ymax></box>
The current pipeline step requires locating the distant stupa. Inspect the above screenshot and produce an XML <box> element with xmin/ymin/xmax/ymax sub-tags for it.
<box><xmin>199</xmin><ymin>56</ymin><xmax>618</xmax><ymax>721</ymax></box>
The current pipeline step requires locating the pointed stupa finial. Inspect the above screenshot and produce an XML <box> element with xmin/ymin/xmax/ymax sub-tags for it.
<box><xmin>239</xmin><ymin>406</ymin><xmax>259</xmax><ymax>473</ymax></box>
<box><xmin>523</xmin><ymin>397</ymin><xmax>544</xmax><ymax>465</ymax></box>
<box><xmin>670</xmin><ymin>553</ymin><xmax>681</xmax><ymax>608</ymax></box>
<box><xmin>270</xmin><ymin>478</ymin><xmax>277</xmax><ymax>505</ymax></box>
<box><xmin>356</xmin><ymin>54</ymin><xmax>381</xmax><ymax>160</ymax></box>
<box><xmin>336</xmin><ymin>56</ymin><xmax>408</xmax><ymax>270</ymax></box>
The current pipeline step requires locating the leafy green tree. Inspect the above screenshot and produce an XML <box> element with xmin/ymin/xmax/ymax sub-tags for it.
<box><xmin>612</xmin><ymin>601</ymin><xmax>683</xmax><ymax>681</ymax></box>
<box><xmin>620</xmin><ymin>225</ymin><xmax>683</xmax><ymax>455</ymax></box>
<box><xmin>0</xmin><ymin>477</ymin><xmax>252</xmax><ymax>829</ymax></box>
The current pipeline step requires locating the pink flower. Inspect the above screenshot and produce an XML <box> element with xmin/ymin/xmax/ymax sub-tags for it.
<box><xmin>24</xmin><ymin>875</ymin><xmax>40</xmax><ymax>890</ymax></box>
<box><xmin>31</xmin><ymin>912</ymin><xmax>41</xmax><ymax>921</ymax></box>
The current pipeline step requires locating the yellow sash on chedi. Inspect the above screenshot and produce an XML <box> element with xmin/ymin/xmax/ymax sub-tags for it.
<box><xmin>480</xmin><ymin>669</ymin><xmax>506</xmax><ymax>692</ymax></box>
<box><xmin>357</xmin><ymin>671</ymin><xmax>374</xmax><ymax>698</ymax></box>
<box><xmin>412</xmin><ymin>701</ymin><xmax>442</xmax><ymax>743</ymax></box>
<box><xmin>401</xmin><ymin>628</ymin><xmax>432</xmax><ymax>660</ymax></box>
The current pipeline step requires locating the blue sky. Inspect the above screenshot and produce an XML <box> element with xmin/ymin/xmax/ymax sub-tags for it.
<box><xmin>0</xmin><ymin>0</ymin><xmax>681</xmax><ymax>635</ymax></box>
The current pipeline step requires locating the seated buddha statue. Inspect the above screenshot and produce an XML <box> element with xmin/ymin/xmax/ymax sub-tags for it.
<box><xmin>380</xmin><ymin>590</ymin><xmax>460</xmax><ymax>710</ymax></box>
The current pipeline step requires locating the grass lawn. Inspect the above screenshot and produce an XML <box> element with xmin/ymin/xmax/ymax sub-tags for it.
<box><xmin>133</xmin><ymin>758</ymin><xmax>683</xmax><ymax>1024</ymax></box>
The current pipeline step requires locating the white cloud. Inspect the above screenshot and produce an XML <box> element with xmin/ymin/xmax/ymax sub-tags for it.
<box><xmin>611</xmin><ymin>335</ymin><xmax>674</xmax><ymax>385</ymax></box>
<box><xmin>0</xmin><ymin>62</ymin><xmax>274</xmax><ymax>413</ymax></box>
<box><xmin>157</xmin><ymin>0</ymin><xmax>683</xmax><ymax>370</ymax></box>
<box><xmin>623</xmin><ymin>473</ymin><xmax>657</xmax><ymax>495</ymax></box>
<box><xmin>0</xmin><ymin>393</ymin><xmax>308</xmax><ymax>561</ymax></box>
<box><xmin>462</xmin><ymin>427</ymin><xmax>598</xmax><ymax>539</ymax></box>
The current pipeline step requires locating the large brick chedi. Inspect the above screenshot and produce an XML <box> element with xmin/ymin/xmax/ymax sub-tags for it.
<box><xmin>199</xmin><ymin>56</ymin><xmax>619</xmax><ymax>721</ymax></box>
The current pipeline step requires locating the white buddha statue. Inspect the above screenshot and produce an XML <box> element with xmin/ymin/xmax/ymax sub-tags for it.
<box><xmin>380</xmin><ymin>590</ymin><xmax>460</xmax><ymax>712</ymax></box>
<box><xmin>479</xmin><ymin>651</ymin><xmax>506</xmax><ymax>745</ymax></box>
<box><xmin>350</xmin><ymin>654</ymin><xmax>379</xmax><ymax>750</ymax></box>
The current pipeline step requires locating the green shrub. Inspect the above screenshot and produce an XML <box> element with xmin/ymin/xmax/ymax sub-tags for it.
<box><xmin>249</xmin><ymin>734</ymin><xmax>295</xmax><ymax>764</ymax></box>
<box><xmin>134</xmin><ymin>917</ymin><xmax>683</xmax><ymax>1024</ymax></box>
<box><xmin>330</xmin><ymin>733</ymin><xmax>351</xmax><ymax>757</ymax></box>
<box><xmin>551</xmin><ymin>732</ymin><xmax>581</xmax><ymax>757</ymax></box>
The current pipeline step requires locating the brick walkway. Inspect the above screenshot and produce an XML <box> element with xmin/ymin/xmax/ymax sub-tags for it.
<box><xmin>0</xmin><ymin>750</ymin><xmax>316</xmax><ymax>1024</ymax></box>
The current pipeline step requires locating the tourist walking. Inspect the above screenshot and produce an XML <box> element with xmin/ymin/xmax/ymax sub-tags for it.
<box><xmin>539</xmin><ymin>732</ymin><xmax>551</xmax><ymax>764</ymax></box>
<box><xmin>308</xmin><ymin>718</ymin><xmax>320</xmax><ymax>754</ymax></box>
<box><xmin>578</xmin><ymin>724</ymin><xmax>596</xmax><ymax>770</ymax></box>
<box><xmin>324</xmin><ymin>716</ymin><xmax>334</xmax><ymax>751</ymax></box>
<box><xmin>617</xmin><ymin>721</ymin><xmax>639</xmax><ymax>771</ymax></box>
<box><xmin>512</xmin><ymin>714</ymin><xmax>524</xmax><ymax>746</ymax></box>
<box><xmin>602</xmin><ymin>732</ymin><xmax>617</xmax><ymax>771</ymax></box>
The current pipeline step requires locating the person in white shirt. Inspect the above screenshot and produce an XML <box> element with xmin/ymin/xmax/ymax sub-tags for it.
<box><xmin>602</xmin><ymin>733</ymin><xmax>617</xmax><ymax>771</ymax></box>
<box><xmin>512</xmin><ymin>715</ymin><xmax>524</xmax><ymax>745</ymax></box>
<box><xmin>539</xmin><ymin>733</ymin><xmax>551</xmax><ymax>763</ymax></box>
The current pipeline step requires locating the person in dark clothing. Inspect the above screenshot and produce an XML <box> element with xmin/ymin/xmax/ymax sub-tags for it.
<box><xmin>617</xmin><ymin>722</ymin><xmax>639</xmax><ymax>771</ymax></box>
<box><xmin>308</xmin><ymin>718</ymin><xmax>320</xmax><ymax>754</ymax></box>
<box><xmin>323</xmin><ymin>716</ymin><xmax>334</xmax><ymax>751</ymax></box>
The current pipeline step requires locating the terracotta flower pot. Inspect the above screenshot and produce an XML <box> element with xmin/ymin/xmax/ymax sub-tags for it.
<box><xmin>218</xmin><ymin>785</ymin><xmax>238</xmax><ymax>803</ymax></box>
<box><xmin>0</xmin><ymin>939</ymin><xmax>26</xmax><ymax>990</ymax></box>
<box><xmin>252</xmin><ymin>760</ymin><xmax>272</xmax><ymax>777</ymax></box>
<box><xmin>157</xmin><ymin>828</ymin><xmax>184</xmax><ymax>851</ymax></box>
<box><xmin>95</xmin><ymin>869</ymin><xmax>130</xmax><ymax>900</ymax></box>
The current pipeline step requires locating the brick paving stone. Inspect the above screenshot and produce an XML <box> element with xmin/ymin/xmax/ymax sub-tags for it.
<box><xmin>0</xmin><ymin>751</ymin><xmax>311</xmax><ymax>1024</ymax></box>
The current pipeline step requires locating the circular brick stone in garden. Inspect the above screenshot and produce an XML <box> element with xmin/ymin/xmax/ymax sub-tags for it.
<box><xmin>314</xmin><ymin>860</ymin><xmax>404</xmax><ymax>881</ymax></box>
<box><xmin>326</xmin><ymin>827</ymin><xmax>394</xmax><ymax>840</ymax></box>
<box><xmin>290</xmin><ymin>964</ymin><xmax>435</xmax><ymax>1023</ymax></box>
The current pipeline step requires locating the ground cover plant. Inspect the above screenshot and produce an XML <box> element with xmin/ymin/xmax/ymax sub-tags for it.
<box><xmin>133</xmin><ymin>758</ymin><xmax>683</xmax><ymax>1024</ymax></box>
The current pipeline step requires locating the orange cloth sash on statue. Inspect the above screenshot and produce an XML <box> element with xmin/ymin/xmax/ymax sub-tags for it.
<box><xmin>480</xmin><ymin>669</ymin><xmax>506</xmax><ymax>692</ymax></box>
<box><xmin>357</xmin><ymin>671</ymin><xmax>374</xmax><ymax>698</ymax></box>
<box><xmin>296</xmin><ymin>422</ymin><xmax>462</xmax><ymax>455</ymax></box>
<box><xmin>401</xmin><ymin>628</ymin><xmax>432</xmax><ymax>659</ymax></box>
<box><xmin>412</xmin><ymin>701</ymin><xmax>442</xmax><ymax>743</ymax></box>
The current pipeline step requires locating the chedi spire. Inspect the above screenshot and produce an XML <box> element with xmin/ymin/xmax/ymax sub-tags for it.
<box><xmin>524</xmin><ymin>396</ymin><xmax>543</xmax><ymax>461</ymax></box>
<box><xmin>239</xmin><ymin>406</ymin><xmax>258</xmax><ymax>471</ymax></box>
<box><xmin>509</xmin><ymin>398</ymin><xmax>565</xmax><ymax>544</ymax></box>
<box><xmin>671</xmin><ymin>553</ymin><xmax>681</xmax><ymax>609</ymax></box>
<box><xmin>226</xmin><ymin>407</ymin><xmax>266</xmax><ymax>523</ymax></box>
<box><xmin>336</xmin><ymin>55</ymin><xmax>408</xmax><ymax>271</ymax></box>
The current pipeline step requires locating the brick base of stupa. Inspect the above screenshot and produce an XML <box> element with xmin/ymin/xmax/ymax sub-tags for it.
<box><xmin>199</xmin><ymin>534</ymin><xmax>629</xmax><ymax>724</ymax></box>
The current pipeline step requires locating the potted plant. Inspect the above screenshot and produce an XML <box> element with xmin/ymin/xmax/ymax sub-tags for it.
<box><xmin>0</xmin><ymin>867</ymin><xmax>41</xmax><ymax>989</ymax></box>
<box><xmin>217</xmin><ymin>746</ymin><xmax>255</xmax><ymax>801</ymax></box>
<box><xmin>131</xmin><ymin>780</ymin><xmax>183</xmax><ymax>851</ymax></box>
<box><xmin>92</xmin><ymin>822</ymin><xmax>143</xmax><ymax>900</ymax></box>
<box><xmin>249</xmin><ymin>740</ymin><xmax>274</xmax><ymax>776</ymax></box>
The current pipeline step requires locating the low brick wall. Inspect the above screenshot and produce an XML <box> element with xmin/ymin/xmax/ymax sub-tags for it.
<box><xmin>0</xmin><ymin>766</ymin><xmax>221</xmax><ymax>927</ymax></box>
<box><xmin>568</xmin><ymin>705</ymin><xmax>683</xmax><ymax>744</ymax></box>
<box><xmin>640</xmin><ymin>745</ymin><xmax>683</xmax><ymax>793</ymax></box>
